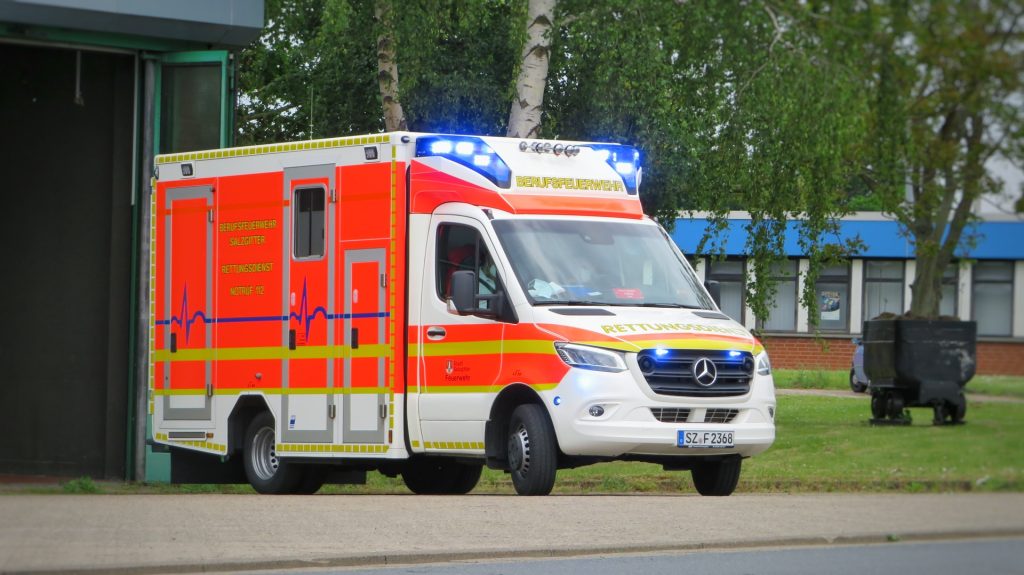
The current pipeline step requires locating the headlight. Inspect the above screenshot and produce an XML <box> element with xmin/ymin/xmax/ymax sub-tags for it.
<box><xmin>554</xmin><ymin>342</ymin><xmax>627</xmax><ymax>373</ymax></box>
<box><xmin>756</xmin><ymin>352</ymin><xmax>772</xmax><ymax>376</ymax></box>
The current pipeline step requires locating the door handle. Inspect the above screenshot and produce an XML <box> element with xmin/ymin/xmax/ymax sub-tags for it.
<box><xmin>426</xmin><ymin>326</ymin><xmax>447</xmax><ymax>340</ymax></box>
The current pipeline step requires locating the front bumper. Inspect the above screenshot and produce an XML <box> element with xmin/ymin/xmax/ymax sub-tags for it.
<box><xmin>540</xmin><ymin>359</ymin><xmax>776</xmax><ymax>459</ymax></box>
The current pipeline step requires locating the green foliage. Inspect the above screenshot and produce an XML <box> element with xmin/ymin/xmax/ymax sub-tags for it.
<box><xmin>235</xmin><ymin>1</ymin><xmax>1022</xmax><ymax>323</ymax></box>
<box><xmin>863</xmin><ymin>0</ymin><xmax>1024</xmax><ymax>316</ymax></box>
<box><xmin>62</xmin><ymin>476</ymin><xmax>100</xmax><ymax>494</ymax></box>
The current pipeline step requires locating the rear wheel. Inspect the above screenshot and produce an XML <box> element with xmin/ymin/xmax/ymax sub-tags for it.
<box><xmin>507</xmin><ymin>404</ymin><xmax>558</xmax><ymax>496</ymax></box>
<box><xmin>691</xmin><ymin>457</ymin><xmax>742</xmax><ymax>496</ymax></box>
<box><xmin>243</xmin><ymin>412</ymin><xmax>303</xmax><ymax>494</ymax></box>
<box><xmin>402</xmin><ymin>458</ymin><xmax>483</xmax><ymax>495</ymax></box>
<box><xmin>870</xmin><ymin>392</ymin><xmax>887</xmax><ymax>419</ymax></box>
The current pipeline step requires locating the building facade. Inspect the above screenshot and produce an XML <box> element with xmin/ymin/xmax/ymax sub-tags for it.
<box><xmin>673</xmin><ymin>212</ymin><xmax>1024</xmax><ymax>376</ymax></box>
<box><xmin>0</xmin><ymin>0</ymin><xmax>262</xmax><ymax>480</ymax></box>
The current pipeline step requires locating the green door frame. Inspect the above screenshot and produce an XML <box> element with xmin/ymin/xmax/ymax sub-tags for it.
<box><xmin>143</xmin><ymin>50</ymin><xmax>235</xmax><ymax>482</ymax></box>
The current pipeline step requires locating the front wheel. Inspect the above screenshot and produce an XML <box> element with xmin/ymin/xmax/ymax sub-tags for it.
<box><xmin>691</xmin><ymin>457</ymin><xmax>742</xmax><ymax>496</ymax></box>
<box><xmin>507</xmin><ymin>404</ymin><xmax>558</xmax><ymax>496</ymax></box>
<box><xmin>243</xmin><ymin>412</ymin><xmax>303</xmax><ymax>494</ymax></box>
<box><xmin>849</xmin><ymin>369</ymin><xmax>867</xmax><ymax>393</ymax></box>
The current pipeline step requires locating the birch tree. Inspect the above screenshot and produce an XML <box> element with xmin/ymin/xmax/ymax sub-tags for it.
<box><xmin>507</xmin><ymin>0</ymin><xmax>556</xmax><ymax>138</ymax></box>
<box><xmin>375</xmin><ymin>0</ymin><xmax>406</xmax><ymax>131</ymax></box>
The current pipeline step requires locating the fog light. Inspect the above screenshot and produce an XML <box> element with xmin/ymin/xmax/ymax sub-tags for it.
<box><xmin>589</xmin><ymin>405</ymin><xmax>605</xmax><ymax>417</ymax></box>
<box><xmin>768</xmin><ymin>406</ymin><xmax>775</xmax><ymax>421</ymax></box>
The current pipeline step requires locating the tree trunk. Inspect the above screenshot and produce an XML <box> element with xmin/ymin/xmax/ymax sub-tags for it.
<box><xmin>375</xmin><ymin>0</ymin><xmax>406</xmax><ymax>132</ymax></box>
<box><xmin>909</xmin><ymin>251</ymin><xmax>944</xmax><ymax>317</ymax></box>
<box><xmin>507</xmin><ymin>0</ymin><xmax>556</xmax><ymax>138</ymax></box>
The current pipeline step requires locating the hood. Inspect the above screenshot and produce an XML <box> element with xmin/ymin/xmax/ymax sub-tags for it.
<box><xmin>531</xmin><ymin>307</ymin><xmax>764</xmax><ymax>355</ymax></box>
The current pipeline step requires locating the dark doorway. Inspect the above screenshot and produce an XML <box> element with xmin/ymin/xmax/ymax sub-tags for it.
<box><xmin>0</xmin><ymin>43</ymin><xmax>133</xmax><ymax>478</ymax></box>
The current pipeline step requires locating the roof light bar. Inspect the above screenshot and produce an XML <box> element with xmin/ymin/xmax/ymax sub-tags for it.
<box><xmin>586</xmin><ymin>144</ymin><xmax>642</xmax><ymax>194</ymax></box>
<box><xmin>416</xmin><ymin>136</ymin><xmax>512</xmax><ymax>189</ymax></box>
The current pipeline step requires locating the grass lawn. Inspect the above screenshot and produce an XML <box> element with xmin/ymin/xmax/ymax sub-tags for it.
<box><xmin>774</xmin><ymin>369</ymin><xmax>1024</xmax><ymax>399</ymax></box>
<box><xmin>20</xmin><ymin>394</ymin><xmax>1022</xmax><ymax>496</ymax></box>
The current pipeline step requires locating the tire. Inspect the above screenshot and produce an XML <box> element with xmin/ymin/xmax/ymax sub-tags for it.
<box><xmin>243</xmin><ymin>412</ymin><xmax>303</xmax><ymax>494</ymax></box>
<box><xmin>849</xmin><ymin>369</ymin><xmax>866</xmax><ymax>393</ymax></box>
<box><xmin>691</xmin><ymin>457</ymin><xmax>742</xmax><ymax>496</ymax></box>
<box><xmin>295</xmin><ymin>465</ymin><xmax>327</xmax><ymax>495</ymax></box>
<box><xmin>870</xmin><ymin>392</ymin><xmax>886</xmax><ymax>419</ymax></box>
<box><xmin>507</xmin><ymin>404</ymin><xmax>558</xmax><ymax>496</ymax></box>
<box><xmin>951</xmin><ymin>393</ymin><xmax>967</xmax><ymax>423</ymax></box>
<box><xmin>402</xmin><ymin>458</ymin><xmax>483</xmax><ymax>495</ymax></box>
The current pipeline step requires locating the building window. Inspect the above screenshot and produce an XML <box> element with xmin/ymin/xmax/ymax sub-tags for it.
<box><xmin>759</xmin><ymin>260</ymin><xmax>797</xmax><ymax>332</ymax></box>
<box><xmin>293</xmin><ymin>186</ymin><xmax>325</xmax><ymax>258</ymax></box>
<box><xmin>864</xmin><ymin>260</ymin><xmax>904</xmax><ymax>320</ymax></box>
<box><xmin>940</xmin><ymin>263</ymin><xmax>958</xmax><ymax>318</ymax></box>
<box><xmin>707</xmin><ymin>258</ymin><xmax>745</xmax><ymax>323</ymax></box>
<box><xmin>972</xmin><ymin>261</ymin><xmax>1014</xmax><ymax>336</ymax></box>
<box><xmin>815</xmin><ymin>263</ymin><xmax>850</xmax><ymax>331</ymax></box>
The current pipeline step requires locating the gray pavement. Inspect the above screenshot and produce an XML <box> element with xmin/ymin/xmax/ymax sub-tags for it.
<box><xmin>2</xmin><ymin>493</ymin><xmax>1023</xmax><ymax>574</ymax></box>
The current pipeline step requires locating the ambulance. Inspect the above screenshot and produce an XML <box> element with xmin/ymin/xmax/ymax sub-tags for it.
<box><xmin>150</xmin><ymin>132</ymin><xmax>776</xmax><ymax>496</ymax></box>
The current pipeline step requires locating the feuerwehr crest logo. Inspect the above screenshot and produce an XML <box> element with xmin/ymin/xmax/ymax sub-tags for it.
<box><xmin>692</xmin><ymin>357</ymin><xmax>718</xmax><ymax>387</ymax></box>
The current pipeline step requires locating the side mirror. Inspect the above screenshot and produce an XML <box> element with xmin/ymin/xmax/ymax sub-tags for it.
<box><xmin>851</xmin><ymin>337</ymin><xmax>862</xmax><ymax>345</ymax></box>
<box><xmin>449</xmin><ymin>270</ymin><xmax>502</xmax><ymax>318</ymax></box>
<box><xmin>704</xmin><ymin>280</ymin><xmax>721</xmax><ymax>308</ymax></box>
<box><xmin>450</xmin><ymin>270</ymin><xmax>477</xmax><ymax>314</ymax></box>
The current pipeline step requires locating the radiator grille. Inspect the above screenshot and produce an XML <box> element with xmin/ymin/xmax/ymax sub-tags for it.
<box><xmin>636</xmin><ymin>349</ymin><xmax>754</xmax><ymax>397</ymax></box>
<box><xmin>704</xmin><ymin>408</ymin><xmax>740</xmax><ymax>424</ymax></box>
<box><xmin>650</xmin><ymin>408</ymin><xmax>692</xmax><ymax>423</ymax></box>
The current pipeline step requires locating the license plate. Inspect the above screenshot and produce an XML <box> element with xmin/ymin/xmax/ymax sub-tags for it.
<box><xmin>677</xmin><ymin>430</ymin><xmax>734</xmax><ymax>448</ymax></box>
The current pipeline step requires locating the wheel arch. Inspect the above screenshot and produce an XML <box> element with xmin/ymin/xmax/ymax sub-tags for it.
<box><xmin>484</xmin><ymin>383</ymin><xmax>549</xmax><ymax>470</ymax></box>
<box><xmin>227</xmin><ymin>394</ymin><xmax>272</xmax><ymax>456</ymax></box>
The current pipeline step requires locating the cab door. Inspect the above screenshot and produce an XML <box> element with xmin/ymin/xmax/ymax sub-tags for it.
<box><xmin>417</xmin><ymin>216</ymin><xmax>507</xmax><ymax>446</ymax></box>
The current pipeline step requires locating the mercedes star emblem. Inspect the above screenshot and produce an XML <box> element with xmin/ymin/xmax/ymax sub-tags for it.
<box><xmin>692</xmin><ymin>357</ymin><xmax>718</xmax><ymax>387</ymax></box>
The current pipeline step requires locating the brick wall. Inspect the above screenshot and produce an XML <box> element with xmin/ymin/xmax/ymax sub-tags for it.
<box><xmin>762</xmin><ymin>336</ymin><xmax>1024</xmax><ymax>376</ymax></box>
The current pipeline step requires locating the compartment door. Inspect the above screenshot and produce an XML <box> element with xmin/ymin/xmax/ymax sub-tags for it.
<box><xmin>343</xmin><ymin>249</ymin><xmax>387</xmax><ymax>444</ymax></box>
<box><xmin>162</xmin><ymin>185</ymin><xmax>214</xmax><ymax>424</ymax></box>
<box><xmin>282</xmin><ymin>165</ymin><xmax>335</xmax><ymax>443</ymax></box>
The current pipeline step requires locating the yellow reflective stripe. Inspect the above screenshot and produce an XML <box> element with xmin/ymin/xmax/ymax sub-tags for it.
<box><xmin>501</xmin><ymin>340</ymin><xmax>556</xmax><ymax>354</ymax></box>
<box><xmin>153</xmin><ymin>433</ymin><xmax>225</xmax><ymax>453</ymax></box>
<box><xmin>421</xmin><ymin>383</ymin><xmax>558</xmax><ymax>394</ymax></box>
<box><xmin>278</xmin><ymin>443</ymin><xmax>389</xmax><ymax>454</ymax></box>
<box><xmin>423</xmin><ymin>441</ymin><xmax>484</xmax><ymax>450</ymax></box>
<box><xmin>416</xmin><ymin>340</ymin><xmax>501</xmax><ymax>356</ymax></box>
<box><xmin>579</xmin><ymin>339</ymin><xmax>755</xmax><ymax>352</ymax></box>
<box><xmin>155</xmin><ymin>134</ymin><xmax>390</xmax><ymax>165</ymax></box>
<box><xmin>152</xmin><ymin>343</ymin><xmax>390</xmax><ymax>363</ymax></box>
<box><xmin>412</xmin><ymin>339</ymin><xmax>553</xmax><ymax>357</ymax></box>
<box><xmin>153</xmin><ymin>387</ymin><xmax>391</xmax><ymax>396</ymax></box>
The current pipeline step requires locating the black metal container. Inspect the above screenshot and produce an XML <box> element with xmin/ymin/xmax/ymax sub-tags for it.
<box><xmin>863</xmin><ymin>318</ymin><xmax>976</xmax><ymax>424</ymax></box>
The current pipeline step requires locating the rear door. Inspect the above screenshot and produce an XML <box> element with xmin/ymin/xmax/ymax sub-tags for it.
<box><xmin>160</xmin><ymin>185</ymin><xmax>215</xmax><ymax>426</ymax></box>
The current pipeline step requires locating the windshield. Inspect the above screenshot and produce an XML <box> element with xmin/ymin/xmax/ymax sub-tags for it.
<box><xmin>491</xmin><ymin>219</ymin><xmax>713</xmax><ymax>309</ymax></box>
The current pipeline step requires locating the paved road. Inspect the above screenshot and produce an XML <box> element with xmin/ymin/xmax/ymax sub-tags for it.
<box><xmin>215</xmin><ymin>538</ymin><xmax>1024</xmax><ymax>575</ymax></box>
<box><xmin>2</xmin><ymin>493</ymin><xmax>1023</xmax><ymax>574</ymax></box>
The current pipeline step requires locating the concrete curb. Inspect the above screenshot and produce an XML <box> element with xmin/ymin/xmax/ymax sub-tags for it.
<box><xmin>11</xmin><ymin>528</ymin><xmax>1024</xmax><ymax>575</ymax></box>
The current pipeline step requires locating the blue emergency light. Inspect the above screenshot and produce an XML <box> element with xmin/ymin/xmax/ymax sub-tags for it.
<box><xmin>587</xmin><ymin>144</ymin><xmax>641</xmax><ymax>194</ymax></box>
<box><xmin>416</xmin><ymin>136</ymin><xmax>512</xmax><ymax>189</ymax></box>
